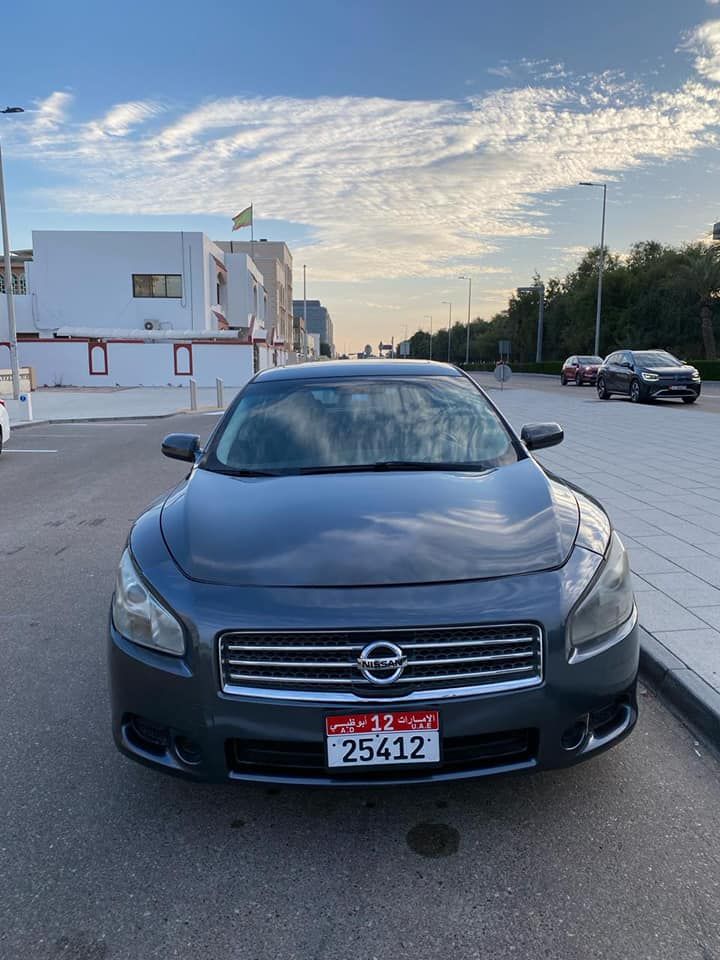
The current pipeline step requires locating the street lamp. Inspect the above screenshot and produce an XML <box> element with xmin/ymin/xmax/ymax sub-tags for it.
<box><xmin>579</xmin><ymin>181</ymin><xmax>607</xmax><ymax>357</ymax></box>
<box><xmin>424</xmin><ymin>314</ymin><xmax>433</xmax><ymax>359</ymax></box>
<box><xmin>517</xmin><ymin>283</ymin><xmax>545</xmax><ymax>362</ymax></box>
<box><xmin>1</xmin><ymin>105</ymin><xmax>24</xmax><ymax>400</ymax></box>
<box><xmin>441</xmin><ymin>301</ymin><xmax>452</xmax><ymax>362</ymax></box>
<box><xmin>458</xmin><ymin>275</ymin><xmax>472</xmax><ymax>365</ymax></box>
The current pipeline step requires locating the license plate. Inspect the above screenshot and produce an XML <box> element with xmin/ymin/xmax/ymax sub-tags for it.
<box><xmin>670</xmin><ymin>385</ymin><xmax>686</xmax><ymax>391</ymax></box>
<box><xmin>325</xmin><ymin>710</ymin><xmax>440</xmax><ymax>768</ymax></box>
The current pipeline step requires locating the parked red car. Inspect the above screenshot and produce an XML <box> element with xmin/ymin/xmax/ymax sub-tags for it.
<box><xmin>561</xmin><ymin>355</ymin><xmax>603</xmax><ymax>386</ymax></box>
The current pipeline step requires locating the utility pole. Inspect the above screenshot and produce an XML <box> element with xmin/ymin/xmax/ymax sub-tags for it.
<box><xmin>441</xmin><ymin>301</ymin><xmax>452</xmax><ymax>362</ymax></box>
<box><xmin>0</xmin><ymin>106</ymin><xmax>25</xmax><ymax>400</ymax></box>
<box><xmin>459</xmin><ymin>275</ymin><xmax>472</xmax><ymax>365</ymax></box>
<box><xmin>579</xmin><ymin>181</ymin><xmax>607</xmax><ymax>356</ymax></box>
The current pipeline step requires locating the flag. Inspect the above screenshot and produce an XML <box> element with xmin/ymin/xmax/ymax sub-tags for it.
<box><xmin>232</xmin><ymin>205</ymin><xmax>253</xmax><ymax>231</ymax></box>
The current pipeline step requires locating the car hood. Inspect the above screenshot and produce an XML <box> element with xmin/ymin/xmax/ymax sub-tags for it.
<box><xmin>645</xmin><ymin>364</ymin><xmax>695</xmax><ymax>377</ymax></box>
<box><xmin>159</xmin><ymin>458</ymin><xmax>580</xmax><ymax>588</ymax></box>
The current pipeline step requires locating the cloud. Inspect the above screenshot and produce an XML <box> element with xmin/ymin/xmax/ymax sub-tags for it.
<box><xmin>487</xmin><ymin>65</ymin><xmax>513</xmax><ymax>78</ymax></box>
<box><xmin>30</xmin><ymin>92</ymin><xmax>73</xmax><ymax>131</ymax></box>
<box><xmin>682</xmin><ymin>19</ymin><xmax>720</xmax><ymax>82</ymax></box>
<box><xmin>8</xmin><ymin>43</ymin><xmax>720</xmax><ymax>284</ymax></box>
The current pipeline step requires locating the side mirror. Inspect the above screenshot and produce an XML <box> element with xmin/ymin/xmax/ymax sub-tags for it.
<box><xmin>162</xmin><ymin>433</ymin><xmax>201</xmax><ymax>462</ymax></box>
<box><xmin>521</xmin><ymin>422</ymin><xmax>564</xmax><ymax>451</ymax></box>
<box><xmin>622</xmin><ymin>361</ymin><xmax>633</xmax><ymax>369</ymax></box>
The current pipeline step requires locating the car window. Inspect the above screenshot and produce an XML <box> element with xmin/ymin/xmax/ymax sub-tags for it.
<box><xmin>578</xmin><ymin>356</ymin><xmax>601</xmax><ymax>364</ymax></box>
<box><xmin>206</xmin><ymin>376</ymin><xmax>519</xmax><ymax>473</ymax></box>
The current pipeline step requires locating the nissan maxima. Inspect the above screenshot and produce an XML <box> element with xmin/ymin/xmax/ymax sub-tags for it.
<box><xmin>109</xmin><ymin>360</ymin><xmax>639</xmax><ymax>785</ymax></box>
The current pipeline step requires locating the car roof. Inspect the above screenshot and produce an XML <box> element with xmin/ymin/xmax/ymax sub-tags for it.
<box><xmin>252</xmin><ymin>359</ymin><xmax>463</xmax><ymax>381</ymax></box>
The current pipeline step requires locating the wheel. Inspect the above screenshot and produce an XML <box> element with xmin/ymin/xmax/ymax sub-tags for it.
<box><xmin>682</xmin><ymin>395</ymin><xmax>698</xmax><ymax>404</ymax></box>
<box><xmin>575</xmin><ymin>376</ymin><xmax>583</xmax><ymax>386</ymax></box>
<box><xmin>629</xmin><ymin>379</ymin><xmax>643</xmax><ymax>403</ymax></box>
<box><xmin>560</xmin><ymin>374</ymin><xmax>567</xmax><ymax>386</ymax></box>
<box><xmin>597</xmin><ymin>377</ymin><xmax>610</xmax><ymax>400</ymax></box>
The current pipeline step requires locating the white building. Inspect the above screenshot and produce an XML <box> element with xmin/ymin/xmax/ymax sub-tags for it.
<box><xmin>215</xmin><ymin>240</ymin><xmax>293</xmax><ymax>350</ymax></box>
<box><xmin>0</xmin><ymin>230</ymin><xmax>292</xmax><ymax>387</ymax></box>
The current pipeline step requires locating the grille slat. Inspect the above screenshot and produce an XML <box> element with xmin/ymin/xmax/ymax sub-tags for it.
<box><xmin>220</xmin><ymin>624</ymin><xmax>542</xmax><ymax>697</ymax></box>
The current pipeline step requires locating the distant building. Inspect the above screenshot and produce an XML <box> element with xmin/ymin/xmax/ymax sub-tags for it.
<box><xmin>216</xmin><ymin>239</ymin><xmax>293</xmax><ymax>352</ymax></box>
<box><xmin>0</xmin><ymin>230</ymin><xmax>289</xmax><ymax>387</ymax></box>
<box><xmin>292</xmin><ymin>299</ymin><xmax>334</xmax><ymax>355</ymax></box>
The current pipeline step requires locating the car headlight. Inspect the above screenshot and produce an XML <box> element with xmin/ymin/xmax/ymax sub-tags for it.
<box><xmin>112</xmin><ymin>549</ymin><xmax>185</xmax><ymax>655</ymax></box>
<box><xmin>691</xmin><ymin>368</ymin><xmax>701</xmax><ymax>380</ymax></box>
<box><xmin>641</xmin><ymin>372</ymin><xmax>659</xmax><ymax>382</ymax></box>
<box><xmin>567</xmin><ymin>532</ymin><xmax>635</xmax><ymax>661</ymax></box>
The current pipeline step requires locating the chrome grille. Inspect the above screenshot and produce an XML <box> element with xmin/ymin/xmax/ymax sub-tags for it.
<box><xmin>218</xmin><ymin>624</ymin><xmax>542</xmax><ymax>699</ymax></box>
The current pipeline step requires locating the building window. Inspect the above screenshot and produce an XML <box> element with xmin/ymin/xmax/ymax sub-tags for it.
<box><xmin>132</xmin><ymin>274</ymin><xmax>182</xmax><ymax>298</ymax></box>
<box><xmin>0</xmin><ymin>274</ymin><xmax>26</xmax><ymax>295</ymax></box>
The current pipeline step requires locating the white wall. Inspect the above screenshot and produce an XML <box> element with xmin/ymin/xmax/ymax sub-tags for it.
<box><xmin>0</xmin><ymin>294</ymin><xmax>34</xmax><ymax>340</ymax></box>
<box><xmin>225</xmin><ymin>253</ymin><xmax>266</xmax><ymax>332</ymax></box>
<box><xmin>8</xmin><ymin>340</ymin><xmax>255</xmax><ymax>388</ymax></box>
<box><xmin>28</xmin><ymin>231</ymin><xmax>212</xmax><ymax>334</ymax></box>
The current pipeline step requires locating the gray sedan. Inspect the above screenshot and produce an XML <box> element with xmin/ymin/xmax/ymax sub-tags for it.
<box><xmin>108</xmin><ymin>360</ymin><xmax>639</xmax><ymax>785</ymax></box>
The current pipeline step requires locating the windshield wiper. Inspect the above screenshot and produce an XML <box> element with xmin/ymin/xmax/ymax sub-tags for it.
<box><xmin>206</xmin><ymin>466</ymin><xmax>280</xmax><ymax>477</ymax></box>
<box><xmin>294</xmin><ymin>461</ymin><xmax>491</xmax><ymax>475</ymax></box>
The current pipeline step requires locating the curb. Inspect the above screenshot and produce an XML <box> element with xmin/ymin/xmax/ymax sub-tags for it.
<box><xmin>10</xmin><ymin>407</ymin><xmax>222</xmax><ymax>429</ymax></box>
<box><xmin>639</xmin><ymin>626</ymin><xmax>720</xmax><ymax>748</ymax></box>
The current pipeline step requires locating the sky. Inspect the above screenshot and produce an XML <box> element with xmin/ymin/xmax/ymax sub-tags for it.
<box><xmin>3</xmin><ymin>0</ymin><xmax>720</xmax><ymax>352</ymax></box>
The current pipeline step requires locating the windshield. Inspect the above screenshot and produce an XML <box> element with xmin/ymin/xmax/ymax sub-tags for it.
<box><xmin>205</xmin><ymin>375</ymin><xmax>519</xmax><ymax>474</ymax></box>
<box><xmin>578</xmin><ymin>356</ymin><xmax>602</xmax><ymax>364</ymax></box>
<box><xmin>634</xmin><ymin>351</ymin><xmax>682</xmax><ymax>367</ymax></box>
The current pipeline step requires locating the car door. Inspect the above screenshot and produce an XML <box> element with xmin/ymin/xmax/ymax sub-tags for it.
<box><xmin>566</xmin><ymin>356</ymin><xmax>577</xmax><ymax>381</ymax></box>
<box><xmin>616</xmin><ymin>351</ymin><xmax>634</xmax><ymax>394</ymax></box>
<box><xmin>603</xmin><ymin>353</ymin><xmax>619</xmax><ymax>390</ymax></box>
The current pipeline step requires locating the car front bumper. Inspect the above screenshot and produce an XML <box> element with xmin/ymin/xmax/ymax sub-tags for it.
<box><xmin>109</xmin><ymin>617</ymin><xmax>639</xmax><ymax>786</ymax></box>
<box><xmin>644</xmin><ymin>381</ymin><xmax>701</xmax><ymax>400</ymax></box>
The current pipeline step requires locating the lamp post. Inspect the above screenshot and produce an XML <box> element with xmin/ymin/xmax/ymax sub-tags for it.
<box><xmin>424</xmin><ymin>315</ymin><xmax>433</xmax><ymax>359</ymax></box>
<box><xmin>458</xmin><ymin>275</ymin><xmax>472</xmax><ymax>365</ymax></box>
<box><xmin>1</xmin><ymin>105</ymin><xmax>24</xmax><ymax>400</ymax></box>
<box><xmin>579</xmin><ymin>181</ymin><xmax>607</xmax><ymax>357</ymax></box>
<box><xmin>441</xmin><ymin>300</ymin><xmax>452</xmax><ymax>362</ymax></box>
<box><xmin>517</xmin><ymin>283</ymin><xmax>545</xmax><ymax>362</ymax></box>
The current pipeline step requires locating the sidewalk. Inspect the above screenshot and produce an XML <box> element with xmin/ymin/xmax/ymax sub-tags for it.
<box><xmin>481</xmin><ymin>377</ymin><xmax>720</xmax><ymax>745</ymax></box>
<box><xmin>4</xmin><ymin>385</ymin><xmax>242</xmax><ymax>425</ymax></box>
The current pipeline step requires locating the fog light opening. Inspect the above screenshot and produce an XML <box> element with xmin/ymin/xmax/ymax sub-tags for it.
<box><xmin>174</xmin><ymin>735</ymin><xmax>202</xmax><ymax>766</ymax></box>
<box><xmin>128</xmin><ymin>716</ymin><xmax>170</xmax><ymax>755</ymax></box>
<box><xmin>561</xmin><ymin>715</ymin><xmax>589</xmax><ymax>752</ymax></box>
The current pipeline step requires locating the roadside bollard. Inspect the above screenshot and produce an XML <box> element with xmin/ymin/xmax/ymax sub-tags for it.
<box><xmin>189</xmin><ymin>378</ymin><xmax>198</xmax><ymax>411</ymax></box>
<box><xmin>18</xmin><ymin>392</ymin><xmax>33</xmax><ymax>421</ymax></box>
<box><xmin>216</xmin><ymin>377</ymin><xmax>224</xmax><ymax>409</ymax></box>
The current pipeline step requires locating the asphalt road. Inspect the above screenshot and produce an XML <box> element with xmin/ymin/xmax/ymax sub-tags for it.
<box><xmin>3</xmin><ymin>414</ymin><xmax>720</xmax><ymax>960</ymax></box>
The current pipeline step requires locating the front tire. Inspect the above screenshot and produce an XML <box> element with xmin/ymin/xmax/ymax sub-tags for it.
<box><xmin>560</xmin><ymin>374</ymin><xmax>567</xmax><ymax>386</ymax></box>
<box><xmin>629</xmin><ymin>379</ymin><xmax>643</xmax><ymax>403</ymax></box>
<box><xmin>597</xmin><ymin>377</ymin><xmax>610</xmax><ymax>400</ymax></box>
<box><xmin>682</xmin><ymin>395</ymin><xmax>698</xmax><ymax>404</ymax></box>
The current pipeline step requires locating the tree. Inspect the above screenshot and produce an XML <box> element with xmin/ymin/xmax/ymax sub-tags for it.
<box><xmin>672</xmin><ymin>244</ymin><xmax>720</xmax><ymax>359</ymax></box>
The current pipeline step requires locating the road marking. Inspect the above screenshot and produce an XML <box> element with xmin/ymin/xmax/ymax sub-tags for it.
<box><xmin>202</xmin><ymin>411</ymin><xmax>223</xmax><ymax>416</ymax></box>
<box><xmin>4</xmin><ymin>448</ymin><xmax>58</xmax><ymax>453</ymax></box>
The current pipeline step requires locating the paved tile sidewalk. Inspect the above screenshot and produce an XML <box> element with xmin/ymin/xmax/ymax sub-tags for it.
<box><xmin>479</xmin><ymin>378</ymin><xmax>720</xmax><ymax>703</ymax></box>
<box><xmin>5</xmin><ymin>385</ymin><xmax>242</xmax><ymax>425</ymax></box>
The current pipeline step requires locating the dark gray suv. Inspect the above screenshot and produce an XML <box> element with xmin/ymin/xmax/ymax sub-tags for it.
<box><xmin>109</xmin><ymin>360</ymin><xmax>639</xmax><ymax>785</ymax></box>
<box><xmin>597</xmin><ymin>350</ymin><xmax>701</xmax><ymax>403</ymax></box>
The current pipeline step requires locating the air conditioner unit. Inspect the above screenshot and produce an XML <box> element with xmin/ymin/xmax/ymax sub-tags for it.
<box><xmin>144</xmin><ymin>320</ymin><xmax>159</xmax><ymax>331</ymax></box>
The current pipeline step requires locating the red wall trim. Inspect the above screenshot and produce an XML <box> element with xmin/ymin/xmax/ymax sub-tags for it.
<box><xmin>88</xmin><ymin>342</ymin><xmax>109</xmax><ymax>376</ymax></box>
<box><xmin>173</xmin><ymin>343</ymin><xmax>194</xmax><ymax>376</ymax></box>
